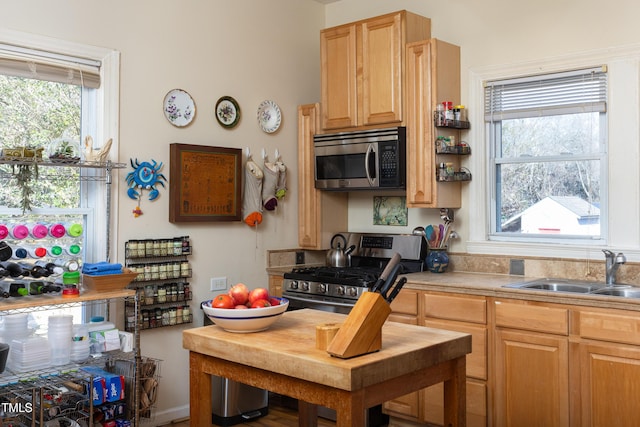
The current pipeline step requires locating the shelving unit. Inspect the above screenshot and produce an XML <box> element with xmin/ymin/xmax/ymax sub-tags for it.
<box><xmin>0</xmin><ymin>157</ymin><xmax>148</xmax><ymax>425</ymax></box>
<box><xmin>0</xmin><ymin>289</ymin><xmax>142</xmax><ymax>426</ymax></box>
<box><xmin>434</xmin><ymin>119</ymin><xmax>472</xmax><ymax>183</ymax></box>
<box><xmin>124</xmin><ymin>237</ymin><xmax>193</xmax><ymax>332</ymax></box>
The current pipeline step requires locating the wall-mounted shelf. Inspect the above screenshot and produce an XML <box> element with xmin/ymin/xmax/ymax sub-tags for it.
<box><xmin>124</xmin><ymin>237</ymin><xmax>193</xmax><ymax>332</ymax></box>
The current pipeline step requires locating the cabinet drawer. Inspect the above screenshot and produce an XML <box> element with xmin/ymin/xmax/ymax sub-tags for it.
<box><xmin>423</xmin><ymin>293</ymin><xmax>486</xmax><ymax>324</ymax></box>
<box><xmin>578</xmin><ymin>310</ymin><xmax>640</xmax><ymax>346</ymax></box>
<box><xmin>389</xmin><ymin>289</ymin><xmax>418</xmax><ymax>316</ymax></box>
<box><xmin>495</xmin><ymin>300</ymin><xmax>568</xmax><ymax>335</ymax></box>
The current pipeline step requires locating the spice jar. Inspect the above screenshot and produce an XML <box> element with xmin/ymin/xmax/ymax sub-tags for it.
<box><xmin>157</xmin><ymin>286</ymin><xmax>167</xmax><ymax>303</ymax></box>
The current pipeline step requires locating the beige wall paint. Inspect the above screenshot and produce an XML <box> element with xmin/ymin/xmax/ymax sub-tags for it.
<box><xmin>1</xmin><ymin>0</ymin><xmax>324</xmax><ymax>422</ymax></box>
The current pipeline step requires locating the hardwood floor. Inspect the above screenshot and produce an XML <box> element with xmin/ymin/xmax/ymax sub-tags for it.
<box><xmin>156</xmin><ymin>404</ymin><xmax>337</xmax><ymax>426</ymax></box>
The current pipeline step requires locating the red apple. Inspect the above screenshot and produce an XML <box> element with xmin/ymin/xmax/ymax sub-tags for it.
<box><xmin>250</xmin><ymin>299</ymin><xmax>271</xmax><ymax>308</ymax></box>
<box><xmin>234</xmin><ymin>304</ymin><xmax>248</xmax><ymax>309</ymax></box>
<box><xmin>269</xmin><ymin>297</ymin><xmax>281</xmax><ymax>306</ymax></box>
<box><xmin>228</xmin><ymin>283</ymin><xmax>249</xmax><ymax>305</ymax></box>
<box><xmin>248</xmin><ymin>287</ymin><xmax>269</xmax><ymax>305</ymax></box>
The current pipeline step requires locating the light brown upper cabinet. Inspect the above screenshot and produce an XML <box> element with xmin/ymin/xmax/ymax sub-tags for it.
<box><xmin>320</xmin><ymin>11</ymin><xmax>431</xmax><ymax>131</ymax></box>
<box><xmin>405</xmin><ymin>39</ymin><xmax>462</xmax><ymax>208</ymax></box>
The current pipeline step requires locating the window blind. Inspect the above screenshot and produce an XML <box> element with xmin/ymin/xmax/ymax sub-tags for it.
<box><xmin>0</xmin><ymin>43</ymin><xmax>100</xmax><ymax>88</ymax></box>
<box><xmin>484</xmin><ymin>66</ymin><xmax>607</xmax><ymax>121</ymax></box>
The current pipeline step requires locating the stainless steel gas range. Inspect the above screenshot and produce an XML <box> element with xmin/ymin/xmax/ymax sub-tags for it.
<box><xmin>283</xmin><ymin>233</ymin><xmax>427</xmax><ymax>314</ymax></box>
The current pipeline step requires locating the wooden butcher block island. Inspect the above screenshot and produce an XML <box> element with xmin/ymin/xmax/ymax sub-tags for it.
<box><xmin>183</xmin><ymin>309</ymin><xmax>471</xmax><ymax>427</ymax></box>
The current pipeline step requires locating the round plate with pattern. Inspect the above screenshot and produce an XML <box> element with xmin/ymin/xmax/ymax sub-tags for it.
<box><xmin>215</xmin><ymin>96</ymin><xmax>241</xmax><ymax>128</ymax></box>
<box><xmin>163</xmin><ymin>89</ymin><xmax>196</xmax><ymax>127</ymax></box>
<box><xmin>257</xmin><ymin>100</ymin><xmax>281</xmax><ymax>133</ymax></box>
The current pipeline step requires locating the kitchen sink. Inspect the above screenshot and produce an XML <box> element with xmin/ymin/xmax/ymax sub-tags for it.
<box><xmin>504</xmin><ymin>278</ymin><xmax>640</xmax><ymax>299</ymax></box>
<box><xmin>503</xmin><ymin>279</ymin><xmax>607</xmax><ymax>294</ymax></box>
<box><xmin>589</xmin><ymin>288</ymin><xmax>640</xmax><ymax>298</ymax></box>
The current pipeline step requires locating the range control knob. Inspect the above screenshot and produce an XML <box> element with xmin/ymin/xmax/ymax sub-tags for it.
<box><xmin>347</xmin><ymin>287</ymin><xmax>358</xmax><ymax>297</ymax></box>
<box><xmin>302</xmin><ymin>281</ymin><xmax>310</xmax><ymax>291</ymax></box>
<box><xmin>318</xmin><ymin>283</ymin><xmax>327</xmax><ymax>294</ymax></box>
<box><xmin>336</xmin><ymin>285</ymin><xmax>345</xmax><ymax>296</ymax></box>
<box><xmin>289</xmin><ymin>280</ymin><xmax>298</xmax><ymax>290</ymax></box>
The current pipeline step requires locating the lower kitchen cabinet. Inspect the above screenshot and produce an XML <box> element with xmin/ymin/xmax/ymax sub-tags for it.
<box><xmin>385</xmin><ymin>285</ymin><xmax>640</xmax><ymax>426</ymax></box>
<box><xmin>385</xmin><ymin>290</ymin><xmax>487</xmax><ymax>427</ymax></box>
<box><xmin>576</xmin><ymin>309</ymin><xmax>640</xmax><ymax>427</ymax></box>
<box><xmin>493</xmin><ymin>299</ymin><xmax>570</xmax><ymax>427</ymax></box>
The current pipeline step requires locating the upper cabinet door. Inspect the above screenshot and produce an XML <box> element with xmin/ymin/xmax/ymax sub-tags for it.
<box><xmin>361</xmin><ymin>12</ymin><xmax>403</xmax><ymax>127</ymax></box>
<box><xmin>320</xmin><ymin>24</ymin><xmax>358</xmax><ymax>130</ymax></box>
<box><xmin>320</xmin><ymin>11</ymin><xmax>431</xmax><ymax>131</ymax></box>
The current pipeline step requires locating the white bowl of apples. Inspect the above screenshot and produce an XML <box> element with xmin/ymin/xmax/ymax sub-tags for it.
<box><xmin>202</xmin><ymin>283</ymin><xmax>289</xmax><ymax>333</ymax></box>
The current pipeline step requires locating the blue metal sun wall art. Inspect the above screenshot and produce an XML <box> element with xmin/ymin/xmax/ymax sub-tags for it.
<box><xmin>126</xmin><ymin>159</ymin><xmax>167</xmax><ymax>217</ymax></box>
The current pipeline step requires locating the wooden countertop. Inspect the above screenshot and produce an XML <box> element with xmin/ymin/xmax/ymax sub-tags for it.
<box><xmin>183</xmin><ymin>309</ymin><xmax>471</xmax><ymax>391</ymax></box>
<box><xmin>403</xmin><ymin>271</ymin><xmax>640</xmax><ymax>311</ymax></box>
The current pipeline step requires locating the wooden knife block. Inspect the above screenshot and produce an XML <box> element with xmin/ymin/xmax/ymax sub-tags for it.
<box><xmin>326</xmin><ymin>292</ymin><xmax>391</xmax><ymax>359</ymax></box>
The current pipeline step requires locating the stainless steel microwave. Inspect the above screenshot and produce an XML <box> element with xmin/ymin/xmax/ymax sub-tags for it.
<box><xmin>314</xmin><ymin>127</ymin><xmax>406</xmax><ymax>191</ymax></box>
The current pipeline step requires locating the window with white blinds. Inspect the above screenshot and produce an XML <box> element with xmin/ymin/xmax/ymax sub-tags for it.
<box><xmin>0</xmin><ymin>42</ymin><xmax>100</xmax><ymax>88</ymax></box>
<box><xmin>485</xmin><ymin>66</ymin><xmax>608</xmax><ymax>241</ymax></box>
<box><xmin>485</xmin><ymin>66</ymin><xmax>607</xmax><ymax>121</ymax></box>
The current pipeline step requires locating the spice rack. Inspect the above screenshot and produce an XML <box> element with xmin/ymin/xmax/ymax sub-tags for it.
<box><xmin>434</xmin><ymin>113</ymin><xmax>472</xmax><ymax>183</ymax></box>
<box><xmin>124</xmin><ymin>237</ymin><xmax>193</xmax><ymax>331</ymax></box>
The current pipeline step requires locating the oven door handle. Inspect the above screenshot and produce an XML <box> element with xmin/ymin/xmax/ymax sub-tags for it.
<box><xmin>364</xmin><ymin>144</ymin><xmax>375</xmax><ymax>186</ymax></box>
<box><xmin>284</xmin><ymin>294</ymin><xmax>356</xmax><ymax>310</ymax></box>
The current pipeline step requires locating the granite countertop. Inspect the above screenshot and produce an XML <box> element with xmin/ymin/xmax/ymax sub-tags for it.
<box><xmin>403</xmin><ymin>271</ymin><xmax>640</xmax><ymax>312</ymax></box>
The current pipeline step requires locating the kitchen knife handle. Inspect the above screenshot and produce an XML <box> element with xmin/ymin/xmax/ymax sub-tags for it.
<box><xmin>386</xmin><ymin>277</ymin><xmax>407</xmax><ymax>304</ymax></box>
<box><xmin>380</xmin><ymin>264</ymin><xmax>402</xmax><ymax>298</ymax></box>
<box><xmin>371</xmin><ymin>252</ymin><xmax>401</xmax><ymax>292</ymax></box>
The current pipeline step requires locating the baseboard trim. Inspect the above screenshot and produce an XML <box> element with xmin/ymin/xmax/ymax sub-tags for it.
<box><xmin>140</xmin><ymin>404</ymin><xmax>189</xmax><ymax>426</ymax></box>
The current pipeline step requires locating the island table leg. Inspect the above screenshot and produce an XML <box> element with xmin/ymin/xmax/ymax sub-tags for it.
<box><xmin>189</xmin><ymin>351</ymin><xmax>213</xmax><ymax>426</ymax></box>
<box><xmin>443</xmin><ymin>355</ymin><xmax>467</xmax><ymax>427</ymax></box>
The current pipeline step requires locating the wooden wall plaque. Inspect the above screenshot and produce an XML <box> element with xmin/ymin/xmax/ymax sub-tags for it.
<box><xmin>169</xmin><ymin>143</ymin><xmax>242</xmax><ymax>223</ymax></box>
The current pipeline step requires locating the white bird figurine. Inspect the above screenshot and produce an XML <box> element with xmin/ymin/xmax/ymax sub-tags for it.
<box><xmin>84</xmin><ymin>136</ymin><xmax>113</xmax><ymax>163</ymax></box>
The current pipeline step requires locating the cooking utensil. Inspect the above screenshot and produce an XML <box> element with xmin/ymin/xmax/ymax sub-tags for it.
<box><xmin>425</xmin><ymin>225</ymin><xmax>436</xmax><ymax>248</ymax></box>
<box><xmin>371</xmin><ymin>253</ymin><xmax>401</xmax><ymax>293</ymax></box>
<box><xmin>438</xmin><ymin>224</ymin><xmax>445</xmax><ymax>247</ymax></box>
<box><xmin>326</xmin><ymin>234</ymin><xmax>350</xmax><ymax>267</ymax></box>
<box><xmin>386</xmin><ymin>277</ymin><xmax>407</xmax><ymax>303</ymax></box>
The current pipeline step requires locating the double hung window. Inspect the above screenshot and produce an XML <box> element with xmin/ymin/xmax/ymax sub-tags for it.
<box><xmin>485</xmin><ymin>66</ymin><xmax>607</xmax><ymax>242</ymax></box>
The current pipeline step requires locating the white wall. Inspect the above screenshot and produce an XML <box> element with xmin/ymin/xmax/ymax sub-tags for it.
<box><xmin>1</xmin><ymin>0</ymin><xmax>324</xmax><ymax>422</ymax></box>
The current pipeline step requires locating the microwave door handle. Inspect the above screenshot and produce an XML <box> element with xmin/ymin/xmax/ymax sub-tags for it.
<box><xmin>365</xmin><ymin>144</ymin><xmax>375</xmax><ymax>186</ymax></box>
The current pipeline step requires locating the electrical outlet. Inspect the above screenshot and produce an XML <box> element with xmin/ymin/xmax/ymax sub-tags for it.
<box><xmin>295</xmin><ymin>251</ymin><xmax>305</xmax><ymax>265</ymax></box>
<box><xmin>210</xmin><ymin>277</ymin><xmax>227</xmax><ymax>291</ymax></box>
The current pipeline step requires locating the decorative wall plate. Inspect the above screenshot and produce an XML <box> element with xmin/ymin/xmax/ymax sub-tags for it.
<box><xmin>215</xmin><ymin>96</ymin><xmax>240</xmax><ymax>128</ymax></box>
<box><xmin>163</xmin><ymin>89</ymin><xmax>196</xmax><ymax>127</ymax></box>
<box><xmin>257</xmin><ymin>100</ymin><xmax>281</xmax><ymax>133</ymax></box>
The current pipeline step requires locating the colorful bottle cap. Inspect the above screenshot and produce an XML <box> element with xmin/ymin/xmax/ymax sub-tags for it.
<box><xmin>11</xmin><ymin>225</ymin><xmax>28</xmax><ymax>239</ymax></box>
<box><xmin>68</xmin><ymin>244</ymin><xmax>81</xmax><ymax>255</ymax></box>
<box><xmin>32</xmin><ymin>247</ymin><xmax>47</xmax><ymax>258</ymax></box>
<box><xmin>13</xmin><ymin>248</ymin><xmax>27</xmax><ymax>259</ymax></box>
<box><xmin>0</xmin><ymin>225</ymin><xmax>8</xmax><ymax>239</ymax></box>
<box><xmin>49</xmin><ymin>223</ymin><xmax>66</xmax><ymax>238</ymax></box>
<box><xmin>63</xmin><ymin>271</ymin><xmax>81</xmax><ymax>284</ymax></box>
<box><xmin>49</xmin><ymin>245</ymin><xmax>63</xmax><ymax>256</ymax></box>
<box><xmin>67</xmin><ymin>223</ymin><xmax>83</xmax><ymax>237</ymax></box>
<box><xmin>31</xmin><ymin>224</ymin><xmax>48</xmax><ymax>239</ymax></box>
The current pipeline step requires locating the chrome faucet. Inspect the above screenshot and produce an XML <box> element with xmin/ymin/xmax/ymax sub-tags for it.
<box><xmin>603</xmin><ymin>249</ymin><xmax>626</xmax><ymax>286</ymax></box>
